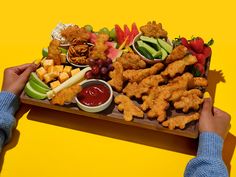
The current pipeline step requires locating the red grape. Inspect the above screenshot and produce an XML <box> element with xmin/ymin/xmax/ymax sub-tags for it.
<box><xmin>85</xmin><ymin>71</ymin><xmax>93</xmax><ymax>79</ymax></box>
<box><xmin>100</xmin><ymin>67</ymin><xmax>108</xmax><ymax>75</ymax></box>
<box><xmin>106</xmin><ymin>58</ymin><xmax>112</xmax><ymax>65</ymax></box>
<box><xmin>108</xmin><ymin>64</ymin><xmax>114</xmax><ymax>71</ymax></box>
<box><xmin>88</xmin><ymin>58</ymin><xmax>96</xmax><ymax>66</ymax></box>
<box><xmin>97</xmin><ymin>59</ymin><xmax>104</xmax><ymax>66</ymax></box>
<box><xmin>91</xmin><ymin>65</ymin><xmax>100</xmax><ymax>75</ymax></box>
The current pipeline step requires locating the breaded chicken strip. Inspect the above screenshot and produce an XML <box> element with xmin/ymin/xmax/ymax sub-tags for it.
<box><xmin>48</xmin><ymin>39</ymin><xmax>61</xmax><ymax>65</ymax></box>
<box><xmin>162</xmin><ymin>113</ymin><xmax>200</xmax><ymax>130</ymax></box>
<box><xmin>117</xmin><ymin>52</ymin><xmax>146</xmax><ymax>70</ymax></box>
<box><xmin>161</xmin><ymin>55</ymin><xmax>197</xmax><ymax>78</ymax></box>
<box><xmin>166</xmin><ymin>45</ymin><xmax>188</xmax><ymax>64</ymax></box>
<box><xmin>123</xmin><ymin>75</ymin><xmax>164</xmax><ymax>98</ymax></box>
<box><xmin>108</xmin><ymin>62</ymin><xmax>124</xmax><ymax>92</ymax></box>
<box><xmin>115</xmin><ymin>95</ymin><xmax>144</xmax><ymax>121</ymax></box>
<box><xmin>123</xmin><ymin>63</ymin><xmax>164</xmax><ymax>83</ymax></box>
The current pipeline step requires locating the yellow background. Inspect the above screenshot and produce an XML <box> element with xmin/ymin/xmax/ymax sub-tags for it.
<box><xmin>0</xmin><ymin>0</ymin><xmax>235</xmax><ymax>176</ymax></box>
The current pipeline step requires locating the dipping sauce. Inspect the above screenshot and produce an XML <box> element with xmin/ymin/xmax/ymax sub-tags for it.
<box><xmin>77</xmin><ymin>84</ymin><xmax>110</xmax><ymax>107</ymax></box>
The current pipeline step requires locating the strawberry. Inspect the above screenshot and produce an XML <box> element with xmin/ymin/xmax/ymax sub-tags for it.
<box><xmin>194</xmin><ymin>63</ymin><xmax>205</xmax><ymax>75</ymax></box>
<box><xmin>188</xmin><ymin>48</ymin><xmax>197</xmax><ymax>56</ymax></box>
<box><xmin>189</xmin><ymin>37</ymin><xmax>205</xmax><ymax>53</ymax></box>
<box><xmin>196</xmin><ymin>53</ymin><xmax>207</xmax><ymax>65</ymax></box>
<box><xmin>203</xmin><ymin>46</ymin><xmax>212</xmax><ymax>58</ymax></box>
<box><xmin>180</xmin><ymin>37</ymin><xmax>189</xmax><ymax>48</ymax></box>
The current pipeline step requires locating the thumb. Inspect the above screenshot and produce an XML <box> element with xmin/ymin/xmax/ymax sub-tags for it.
<box><xmin>17</xmin><ymin>64</ymin><xmax>38</xmax><ymax>86</ymax></box>
<box><xmin>201</xmin><ymin>92</ymin><xmax>213</xmax><ymax>117</ymax></box>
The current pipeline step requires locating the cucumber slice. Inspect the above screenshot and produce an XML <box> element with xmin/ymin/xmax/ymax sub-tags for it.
<box><xmin>137</xmin><ymin>41</ymin><xmax>159</xmax><ymax>58</ymax></box>
<box><xmin>140</xmin><ymin>36</ymin><xmax>160</xmax><ymax>50</ymax></box>
<box><xmin>157</xmin><ymin>38</ymin><xmax>173</xmax><ymax>54</ymax></box>
<box><xmin>137</xmin><ymin>46</ymin><xmax>153</xmax><ymax>60</ymax></box>
<box><xmin>160</xmin><ymin>48</ymin><xmax>168</xmax><ymax>60</ymax></box>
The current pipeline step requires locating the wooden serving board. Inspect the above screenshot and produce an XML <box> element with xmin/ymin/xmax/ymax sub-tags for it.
<box><xmin>20</xmin><ymin>57</ymin><xmax>211</xmax><ymax>139</ymax></box>
<box><xmin>20</xmin><ymin>91</ymin><xmax>199</xmax><ymax>138</ymax></box>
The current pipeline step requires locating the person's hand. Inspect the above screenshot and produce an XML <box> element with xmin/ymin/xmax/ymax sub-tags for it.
<box><xmin>1</xmin><ymin>63</ymin><xmax>38</xmax><ymax>96</ymax></box>
<box><xmin>199</xmin><ymin>92</ymin><xmax>231</xmax><ymax>139</ymax></box>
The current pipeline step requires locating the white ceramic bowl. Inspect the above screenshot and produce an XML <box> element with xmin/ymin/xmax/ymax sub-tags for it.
<box><xmin>132</xmin><ymin>33</ymin><xmax>172</xmax><ymax>64</ymax></box>
<box><xmin>75</xmin><ymin>79</ymin><xmax>113</xmax><ymax>113</ymax></box>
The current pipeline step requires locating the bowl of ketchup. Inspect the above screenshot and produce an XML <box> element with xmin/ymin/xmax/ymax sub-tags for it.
<box><xmin>75</xmin><ymin>79</ymin><xmax>113</xmax><ymax>113</ymax></box>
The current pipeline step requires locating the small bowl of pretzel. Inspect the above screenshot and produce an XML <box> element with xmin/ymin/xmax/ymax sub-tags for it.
<box><xmin>66</xmin><ymin>42</ymin><xmax>94</xmax><ymax>68</ymax></box>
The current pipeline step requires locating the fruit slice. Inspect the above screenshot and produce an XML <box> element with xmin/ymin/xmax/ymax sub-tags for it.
<box><xmin>24</xmin><ymin>82</ymin><xmax>47</xmax><ymax>100</ymax></box>
<box><xmin>157</xmin><ymin>38</ymin><xmax>173</xmax><ymax>53</ymax></box>
<box><xmin>29</xmin><ymin>80</ymin><xmax>50</xmax><ymax>94</ymax></box>
<box><xmin>30</xmin><ymin>72</ymin><xmax>50</xmax><ymax>89</ymax></box>
<box><xmin>106</xmin><ymin>47</ymin><xmax>123</xmax><ymax>61</ymax></box>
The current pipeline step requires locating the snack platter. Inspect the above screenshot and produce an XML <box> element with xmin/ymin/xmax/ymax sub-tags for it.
<box><xmin>20</xmin><ymin>21</ymin><xmax>213</xmax><ymax>138</ymax></box>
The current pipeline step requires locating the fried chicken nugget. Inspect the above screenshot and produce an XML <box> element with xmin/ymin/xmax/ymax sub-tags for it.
<box><xmin>169</xmin><ymin>89</ymin><xmax>202</xmax><ymax>102</ymax></box>
<box><xmin>166</xmin><ymin>45</ymin><xmax>188</xmax><ymax>64</ymax></box>
<box><xmin>140</xmin><ymin>21</ymin><xmax>168</xmax><ymax>39</ymax></box>
<box><xmin>162</xmin><ymin>113</ymin><xmax>200</xmax><ymax>130</ymax></box>
<box><xmin>108</xmin><ymin>62</ymin><xmax>124</xmax><ymax>92</ymax></box>
<box><xmin>191</xmin><ymin>77</ymin><xmax>208</xmax><ymax>88</ymax></box>
<box><xmin>123</xmin><ymin>75</ymin><xmax>164</xmax><ymax>98</ymax></box>
<box><xmin>117</xmin><ymin>52</ymin><xmax>146</xmax><ymax>70</ymax></box>
<box><xmin>115</xmin><ymin>95</ymin><xmax>144</xmax><ymax>121</ymax></box>
<box><xmin>174</xmin><ymin>91</ymin><xmax>204</xmax><ymax>112</ymax></box>
<box><xmin>48</xmin><ymin>39</ymin><xmax>61</xmax><ymax>65</ymax></box>
<box><xmin>161</xmin><ymin>55</ymin><xmax>197</xmax><ymax>78</ymax></box>
<box><xmin>123</xmin><ymin>63</ymin><xmax>164</xmax><ymax>83</ymax></box>
<box><xmin>146</xmin><ymin>90</ymin><xmax>171</xmax><ymax>122</ymax></box>
<box><xmin>51</xmin><ymin>83</ymin><xmax>82</xmax><ymax>105</ymax></box>
<box><xmin>141</xmin><ymin>73</ymin><xmax>193</xmax><ymax>113</ymax></box>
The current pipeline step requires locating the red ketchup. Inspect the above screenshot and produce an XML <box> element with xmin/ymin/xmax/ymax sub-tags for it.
<box><xmin>77</xmin><ymin>84</ymin><xmax>110</xmax><ymax>107</ymax></box>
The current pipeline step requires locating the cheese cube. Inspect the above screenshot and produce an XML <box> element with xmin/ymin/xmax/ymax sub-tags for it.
<box><xmin>43</xmin><ymin>72</ymin><xmax>58</xmax><ymax>83</ymax></box>
<box><xmin>54</xmin><ymin>65</ymin><xmax>64</xmax><ymax>73</ymax></box>
<box><xmin>42</xmin><ymin>59</ymin><xmax>54</xmax><ymax>70</ymax></box>
<box><xmin>70</xmin><ymin>68</ymin><xmax>81</xmax><ymax>76</ymax></box>
<box><xmin>36</xmin><ymin>67</ymin><xmax>47</xmax><ymax>80</ymax></box>
<box><xmin>59</xmin><ymin>72</ymin><xmax>69</xmax><ymax>83</ymax></box>
<box><xmin>50</xmin><ymin>80</ymin><xmax>61</xmax><ymax>89</ymax></box>
<box><xmin>63</xmin><ymin>66</ymin><xmax>72</xmax><ymax>75</ymax></box>
<box><xmin>47</xmin><ymin>65</ymin><xmax>54</xmax><ymax>73</ymax></box>
<box><xmin>60</xmin><ymin>53</ymin><xmax>67</xmax><ymax>64</ymax></box>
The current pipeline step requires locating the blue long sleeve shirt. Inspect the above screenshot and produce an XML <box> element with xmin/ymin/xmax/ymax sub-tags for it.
<box><xmin>0</xmin><ymin>91</ymin><xmax>229</xmax><ymax>176</ymax></box>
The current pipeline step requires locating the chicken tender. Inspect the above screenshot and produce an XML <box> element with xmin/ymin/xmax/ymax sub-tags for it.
<box><xmin>51</xmin><ymin>83</ymin><xmax>82</xmax><ymax>105</ymax></box>
<box><xmin>191</xmin><ymin>77</ymin><xmax>208</xmax><ymax>88</ymax></box>
<box><xmin>174</xmin><ymin>92</ymin><xmax>203</xmax><ymax>112</ymax></box>
<box><xmin>123</xmin><ymin>63</ymin><xmax>164</xmax><ymax>83</ymax></box>
<box><xmin>161</xmin><ymin>55</ymin><xmax>197</xmax><ymax>78</ymax></box>
<box><xmin>166</xmin><ymin>45</ymin><xmax>188</xmax><ymax>64</ymax></box>
<box><xmin>89</xmin><ymin>34</ymin><xmax>109</xmax><ymax>60</ymax></box>
<box><xmin>117</xmin><ymin>52</ymin><xmax>146</xmax><ymax>70</ymax></box>
<box><xmin>108</xmin><ymin>62</ymin><xmax>124</xmax><ymax>92</ymax></box>
<box><xmin>162</xmin><ymin>113</ymin><xmax>200</xmax><ymax>130</ymax></box>
<box><xmin>123</xmin><ymin>75</ymin><xmax>164</xmax><ymax>98</ymax></box>
<box><xmin>115</xmin><ymin>95</ymin><xmax>144</xmax><ymax>121</ymax></box>
<box><xmin>146</xmin><ymin>90</ymin><xmax>171</xmax><ymax>122</ymax></box>
<box><xmin>140</xmin><ymin>21</ymin><xmax>168</xmax><ymax>39</ymax></box>
<box><xmin>61</xmin><ymin>26</ymin><xmax>90</xmax><ymax>44</ymax></box>
<box><xmin>169</xmin><ymin>89</ymin><xmax>202</xmax><ymax>102</ymax></box>
<box><xmin>48</xmin><ymin>39</ymin><xmax>61</xmax><ymax>65</ymax></box>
